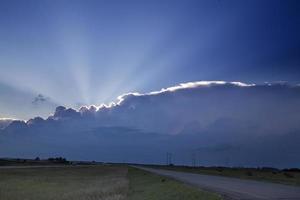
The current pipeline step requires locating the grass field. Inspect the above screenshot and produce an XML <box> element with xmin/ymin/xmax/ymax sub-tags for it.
<box><xmin>0</xmin><ymin>166</ymin><xmax>128</xmax><ymax>200</ymax></box>
<box><xmin>127</xmin><ymin>167</ymin><xmax>221</xmax><ymax>200</ymax></box>
<box><xmin>0</xmin><ymin>165</ymin><xmax>221</xmax><ymax>200</ymax></box>
<box><xmin>151</xmin><ymin>165</ymin><xmax>300</xmax><ymax>186</ymax></box>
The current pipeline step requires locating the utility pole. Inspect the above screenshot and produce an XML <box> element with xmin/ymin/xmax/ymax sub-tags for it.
<box><xmin>166</xmin><ymin>152</ymin><xmax>173</xmax><ymax>165</ymax></box>
<box><xmin>192</xmin><ymin>151</ymin><xmax>196</xmax><ymax>167</ymax></box>
<box><xmin>166</xmin><ymin>152</ymin><xmax>169</xmax><ymax>165</ymax></box>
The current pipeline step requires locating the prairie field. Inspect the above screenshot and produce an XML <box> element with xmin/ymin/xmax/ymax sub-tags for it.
<box><xmin>0</xmin><ymin>165</ymin><xmax>220</xmax><ymax>200</ymax></box>
<box><xmin>0</xmin><ymin>166</ymin><xmax>128</xmax><ymax>200</ymax></box>
<box><xmin>127</xmin><ymin>167</ymin><xmax>221</xmax><ymax>200</ymax></box>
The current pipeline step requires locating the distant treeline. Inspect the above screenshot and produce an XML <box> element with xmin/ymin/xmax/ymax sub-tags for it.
<box><xmin>47</xmin><ymin>157</ymin><xmax>68</xmax><ymax>163</ymax></box>
<box><xmin>0</xmin><ymin>157</ymin><xmax>102</xmax><ymax>166</ymax></box>
<box><xmin>0</xmin><ymin>157</ymin><xmax>69</xmax><ymax>166</ymax></box>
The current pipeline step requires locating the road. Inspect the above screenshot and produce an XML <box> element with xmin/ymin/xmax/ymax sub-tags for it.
<box><xmin>136</xmin><ymin>166</ymin><xmax>300</xmax><ymax>200</ymax></box>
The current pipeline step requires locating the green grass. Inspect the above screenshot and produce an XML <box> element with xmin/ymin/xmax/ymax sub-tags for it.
<box><xmin>0</xmin><ymin>165</ymin><xmax>128</xmax><ymax>200</ymax></box>
<box><xmin>152</xmin><ymin>165</ymin><xmax>300</xmax><ymax>186</ymax></box>
<box><xmin>0</xmin><ymin>165</ymin><xmax>222</xmax><ymax>200</ymax></box>
<box><xmin>127</xmin><ymin>167</ymin><xmax>221</xmax><ymax>200</ymax></box>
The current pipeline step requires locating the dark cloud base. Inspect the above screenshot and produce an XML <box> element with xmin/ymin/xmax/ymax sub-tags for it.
<box><xmin>1</xmin><ymin>81</ymin><xmax>300</xmax><ymax>168</ymax></box>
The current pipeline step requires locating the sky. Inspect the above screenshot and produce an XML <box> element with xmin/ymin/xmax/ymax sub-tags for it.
<box><xmin>0</xmin><ymin>0</ymin><xmax>300</xmax><ymax>119</ymax></box>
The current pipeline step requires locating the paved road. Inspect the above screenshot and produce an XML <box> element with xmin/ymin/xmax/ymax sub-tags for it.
<box><xmin>136</xmin><ymin>166</ymin><xmax>300</xmax><ymax>200</ymax></box>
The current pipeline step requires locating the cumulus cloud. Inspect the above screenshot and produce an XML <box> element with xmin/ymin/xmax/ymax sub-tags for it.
<box><xmin>1</xmin><ymin>81</ymin><xmax>300</xmax><ymax>167</ymax></box>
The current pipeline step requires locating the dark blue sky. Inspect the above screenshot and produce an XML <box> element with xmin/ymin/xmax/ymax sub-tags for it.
<box><xmin>0</xmin><ymin>0</ymin><xmax>300</xmax><ymax>119</ymax></box>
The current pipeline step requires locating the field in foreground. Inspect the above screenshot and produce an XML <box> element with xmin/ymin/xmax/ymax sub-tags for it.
<box><xmin>0</xmin><ymin>165</ymin><xmax>220</xmax><ymax>200</ymax></box>
<box><xmin>151</xmin><ymin>165</ymin><xmax>300</xmax><ymax>186</ymax></box>
<box><xmin>127</xmin><ymin>167</ymin><xmax>221</xmax><ymax>200</ymax></box>
<box><xmin>0</xmin><ymin>166</ymin><xmax>128</xmax><ymax>200</ymax></box>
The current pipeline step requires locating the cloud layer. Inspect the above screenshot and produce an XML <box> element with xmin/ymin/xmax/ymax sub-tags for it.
<box><xmin>1</xmin><ymin>81</ymin><xmax>300</xmax><ymax>168</ymax></box>
<box><xmin>0</xmin><ymin>118</ymin><xmax>14</xmax><ymax>130</ymax></box>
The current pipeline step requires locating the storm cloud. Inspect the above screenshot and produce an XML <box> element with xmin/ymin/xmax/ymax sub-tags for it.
<box><xmin>1</xmin><ymin>81</ymin><xmax>300</xmax><ymax>168</ymax></box>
